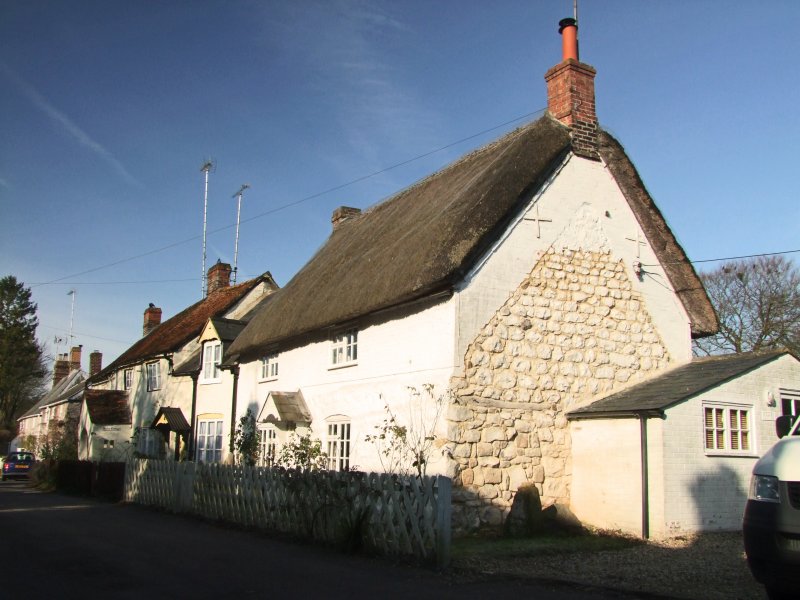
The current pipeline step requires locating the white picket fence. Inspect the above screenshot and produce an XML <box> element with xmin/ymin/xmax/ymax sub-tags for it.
<box><xmin>124</xmin><ymin>459</ymin><xmax>452</xmax><ymax>566</ymax></box>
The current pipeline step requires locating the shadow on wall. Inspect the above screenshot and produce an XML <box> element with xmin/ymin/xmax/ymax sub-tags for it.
<box><xmin>689</xmin><ymin>464</ymin><xmax>747</xmax><ymax>533</ymax></box>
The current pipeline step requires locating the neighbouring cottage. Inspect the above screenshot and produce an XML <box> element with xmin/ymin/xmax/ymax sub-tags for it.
<box><xmin>223</xmin><ymin>19</ymin><xmax>727</xmax><ymax>534</ymax></box>
<box><xmin>14</xmin><ymin>345</ymin><xmax>101</xmax><ymax>455</ymax></box>
<box><xmin>81</xmin><ymin>262</ymin><xmax>278</xmax><ymax>462</ymax></box>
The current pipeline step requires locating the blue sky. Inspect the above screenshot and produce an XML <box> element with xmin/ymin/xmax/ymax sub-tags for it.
<box><xmin>2</xmin><ymin>1</ymin><xmax>799</xmax><ymax>370</ymax></box>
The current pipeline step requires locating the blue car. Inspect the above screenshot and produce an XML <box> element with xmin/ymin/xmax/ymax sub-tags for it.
<box><xmin>1</xmin><ymin>451</ymin><xmax>36</xmax><ymax>481</ymax></box>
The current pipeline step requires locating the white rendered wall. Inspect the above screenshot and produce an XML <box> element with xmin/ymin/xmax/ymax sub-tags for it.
<box><xmin>570</xmin><ymin>418</ymin><xmax>645</xmax><ymax>534</ymax></box>
<box><xmin>237</xmin><ymin>298</ymin><xmax>458</xmax><ymax>474</ymax></box>
<box><xmin>660</xmin><ymin>355</ymin><xmax>800</xmax><ymax>534</ymax></box>
<box><xmin>457</xmin><ymin>155</ymin><xmax>693</xmax><ymax>370</ymax></box>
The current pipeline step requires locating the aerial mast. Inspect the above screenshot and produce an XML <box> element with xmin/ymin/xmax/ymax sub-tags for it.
<box><xmin>200</xmin><ymin>160</ymin><xmax>214</xmax><ymax>298</ymax></box>
<box><xmin>67</xmin><ymin>289</ymin><xmax>76</xmax><ymax>344</ymax></box>
<box><xmin>231</xmin><ymin>184</ymin><xmax>250</xmax><ymax>285</ymax></box>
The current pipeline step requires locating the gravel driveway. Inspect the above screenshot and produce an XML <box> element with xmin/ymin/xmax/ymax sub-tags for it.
<box><xmin>452</xmin><ymin>532</ymin><xmax>768</xmax><ymax>600</ymax></box>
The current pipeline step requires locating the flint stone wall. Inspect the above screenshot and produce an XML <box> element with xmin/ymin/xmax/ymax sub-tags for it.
<box><xmin>448</xmin><ymin>248</ymin><xmax>671</xmax><ymax>533</ymax></box>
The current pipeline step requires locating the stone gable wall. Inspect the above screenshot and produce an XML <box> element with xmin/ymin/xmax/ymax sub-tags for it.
<box><xmin>448</xmin><ymin>247</ymin><xmax>671</xmax><ymax>532</ymax></box>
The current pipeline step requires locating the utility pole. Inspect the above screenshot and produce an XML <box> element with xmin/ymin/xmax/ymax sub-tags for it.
<box><xmin>231</xmin><ymin>184</ymin><xmax>250</xmax><ymax>285</ymax></box>
<box><xmin>200</xmin><ymin>160</ymin><xmax>214</xmax><ymax>298</ymax></box>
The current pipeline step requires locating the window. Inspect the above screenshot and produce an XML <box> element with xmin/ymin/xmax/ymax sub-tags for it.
<box><xmin>137</xmin><ymin>428</ymin><xmax>164</xmax><ymax>458</ymax></box>
<box><xmin>146</xmin><ymin>362</ymin><xmax>161</xmax><ymax>391</ymax></box>
<box><xmin>258</xmin><ymin>426</ymin><xmax>277</xmax><ymax>466</ymax></box>
<box><xmin>202</xmin><ymin>341</ymin><xmax>222</xmax><ymax>382</ymax></box>
<box><xmin>103</xmin><ymin>439</ymin><xmax>115</xmax><ymax>449</ymax></box>
<box><xmin>704</xmin><ymin>405</ymin><xmax>751</xmax><ymax>453</ymax></box>
<box><xmin>123</xmin><ymin>369</ymin><xmax>133</xmax><ymax>390</ymax></box>
<box><xmin>331</xmin><ymin>329</ymin><xmax>358</xmax><ymax>366</ymax></box>
<box><xmin>326</xmin><ymin>419</ymin><xmax>351</xmax><ymax>471</ymax></box>
<box><xmin>780</xmin><ymin>388</ymin><xmax>800</xmax><ymax>417</ymax></box>
<box><xmin>260</xmin><ymin>354</ymin><xmax>279</xmax><ymax>380</ymax></box>
<box><xmin>196</xmin><ymin>419</ymin><xmax>224</xmax><ymax>463</ymax></box>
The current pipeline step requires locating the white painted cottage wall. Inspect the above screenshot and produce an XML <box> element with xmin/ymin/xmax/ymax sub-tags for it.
<box><xmin>569</xmin><ymin>418</ymin><xmax>643</xmax><ymax>532</ymax></box>
<box><xmin>660</xmin><ymin>354</ymin><xmax>800</xmax><ymax>535</ymax></box>
<box><xmin>237</xmin><ymin>298</ymin><xmax>458</xmax><ymax>474</ymax></box>
<box><xmin>456</xmin><ymin>155</ymin><xmax>693</xmax><ymax>373</ymax></box>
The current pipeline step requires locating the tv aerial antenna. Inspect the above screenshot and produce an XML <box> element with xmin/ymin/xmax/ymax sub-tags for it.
<box><xmin>200</xmin><ymin>159</ymin><xmax>216</xmax><ymax>298</ymax></box>
<box><xmin>231</xmin><ymin>184</ymin><xmax>250</xmax><ymax>285</ymax></box>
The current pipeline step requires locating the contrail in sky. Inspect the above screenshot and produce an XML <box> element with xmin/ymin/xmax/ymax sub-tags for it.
<box><xmin>0</xmin><ymin>61</ymin><xmax>140</xmax><ymax>187</ymax></box>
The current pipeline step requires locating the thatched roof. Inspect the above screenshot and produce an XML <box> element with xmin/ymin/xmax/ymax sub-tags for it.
<box><xmin>599</xmin><ymin>131</ymin><xmax>718</xmax><ymax>337</ymax></box>
<box><xmin>89</xmin><ymin>273</ymin><xmax>275</xmax><ymax>383</ymax></box>
<box><xmin>228</xmin><ymin>115</ymin><xmax>716</xmax><ymax>362</ymax></box>
<box><xmin>568</xmin><ymin>350</ymin><xmax>792</xmax><ymax>418</ymax></box>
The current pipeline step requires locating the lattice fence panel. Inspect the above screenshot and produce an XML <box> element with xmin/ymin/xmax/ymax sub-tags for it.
<box><xmin>124</xmin><ymin>459</ymin><xmax>451</xmax><ymax>565</ymax></box>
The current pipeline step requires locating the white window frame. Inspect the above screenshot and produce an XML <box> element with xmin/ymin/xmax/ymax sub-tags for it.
<box><xmin>780</xmin><ymin>388</ymin><xmax>800</xmax><ymax>418</ymax></box>
<box><xmin>123</xmin><ymin>368</ymin><xmax>133</xmax><ymax>390</ymax></box>
<box><xmin>202</xmin><ymin>341</ymin><xmax>222</xmax><ymax>383</ymax></box>
<box><xmin>196</xmin><ymin>419</ymin><xmax>224</xmax><ymax>463</ymax></box>
<box><xmin>703</xmin><ymin>404</ymin><xmax>753</xmax><ymax>455</ymax></box>
<box><xmin>258</xmin><ymin>426</ymin><xmax>277</xmax><ymax>466</ymax></box>
<box><xmin>326</xmin><ymin>417</ymin><xmax>351</xmax><ymax>471</ymax></box>
<box><xmin>330</xmin><ymin>329</ymin><xmax>358</xmax><ymax>368</ymax></box>
<box><xmin>145</xmin><ymin>362</ymin><xmax>161</xmax><ymax>392</ymax></box>
<box><xmin>260</xmin><ymin>353</ymin><xmax>279</xmax><ymax>381</ymax></box>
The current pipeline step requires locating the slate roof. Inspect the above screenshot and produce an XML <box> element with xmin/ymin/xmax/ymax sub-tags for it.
<box><xmin>568</xmin><ymin>350</ymin><xmax>793</xmax><ymax>418</ymax></box>
<box><xmin>18</xmin><ymin>370</ymin><xmax>86</xmax><ymax>420</ymax></box>
<box><xmin>227</xmin><ymin>115</ymin><xmax>716</xmax><ymax>363</ymax></box>
<box><xmin>151</xmin><ymin>407</ymin><xmax>190</xmax><ymax>432</ymax></box>
<box><xmin>90</xmin><ymin>273</ymin><xmax>275</xmax><ymax>383</ymax></box>
<box><xmin>84</xmin><ymin>389</ymin><xmax>131</xmax><ymax>426</ymax></box>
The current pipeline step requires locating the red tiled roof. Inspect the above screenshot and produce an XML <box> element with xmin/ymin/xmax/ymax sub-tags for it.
<box><xmin>85</xmin><ymin>389</ymin><xmax>131</xmax><ymax>425</ymax></box>
<box><xmin>91</xmin><ymin>276</ymin><xmax>271</xmax><ymax>382</ymax></box>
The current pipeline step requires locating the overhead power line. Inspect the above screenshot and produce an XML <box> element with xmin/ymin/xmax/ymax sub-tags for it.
<box><xmin>31</xmin><ymin>110</ymin><xmax>544</xmax><ymax>288</ymax></box>
<box><xmin>643</xmin><ymin>248</ymin><xmax>800</xmax><ymax>268</ymax></box>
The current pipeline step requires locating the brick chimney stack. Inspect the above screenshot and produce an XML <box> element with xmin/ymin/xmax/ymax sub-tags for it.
<box><xmin>207</xmin><ymin>261</ymin><xmax>232</xmax><ymax>294</ymax></box>
<box><xmin>89</xmin><ymin>350</ymin><xmax>103</xmax><ymax>376</ymax></box>
<box><xmin>544</xmin><ymin>17</ymin><xmax>598</xmax><ymax>159</ymax></box>
<box><xmin>332</xmin><ymin>206</ymin><xmax>361</xmax><ymax>230</ymax></box>
<box><xmin>69</xmin><ymin>345</ymin><xmax>82</xmax><ymax>371</ymax></box>
<box><xmin>52</xmin><ymin>353</ymin><xmax>70</xmax><ymax>387</ymax></box>
<box><xmin>143</xmin><ymin>303</ymin><xmax>162</xmax><ymax>336</ymax></box>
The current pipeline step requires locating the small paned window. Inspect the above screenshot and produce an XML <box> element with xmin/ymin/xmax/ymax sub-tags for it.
<box><xmin>258</xmin><ymin>427</ymin><xmax>277</xmax><ymax>466</ymax></box>
<box><xmin>260</xmin><ymin>354</ymin><xmax>279</xmax><ymax>380</ymax></box>
<box><xmin>123</xmin><ymin>369</ymin><xmax>133</xmax><ymax>390</ymax></box>
<box><xmin>197</xmin><ymin>420</ymin><xmax>224</xmax><ymax>463</ymax></box>
<box><xmin>202</xmin><ymin>342</ymin><xmax>222</xmax><ymax>381</ymax></box>
<box><xmin>146</xmin><ymin>362</ymin><xmax>161</xmax><ymax>392</ymax></box>
<box><xmin>331</xmin><ymin>329</ymin><xmax>358</xmax><ymax>366</ymax></box>
<box><xmin>326</xmin><ymin>419</ymin><xmax>351</xmax><ymax>471</ymax></box>
<box><xmin>704</xmin><ymin>406</ymin><xmax>751</xmax><ymax>453</ymax></box>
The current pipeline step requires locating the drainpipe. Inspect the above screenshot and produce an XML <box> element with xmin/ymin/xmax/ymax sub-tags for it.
<box><xmin>188</xmin><ymin>372</ymin><xmax>199</xmax><ymax>461</ymax></box>
<box><xmin>229</xmin><ymin>364</ymin><xmax>240</xmax><ymax>455</ymax></box>
<box><xmin>638</xmin><ymin>411</ymin><xmax>650</xmax><ymax>540</ymax></box>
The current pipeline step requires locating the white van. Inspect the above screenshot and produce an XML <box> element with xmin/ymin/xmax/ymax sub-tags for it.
<box><xmin>743</xmin><ymin>415</ymin><xmax>800</xmax><ymax>600</ymax></box>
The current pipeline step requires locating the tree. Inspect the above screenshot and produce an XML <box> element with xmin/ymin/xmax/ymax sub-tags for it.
<box><xmin>0</xmin><ymin>276</ymin><xmax>47</xmax><ymax>428</ymax></box>
<box><xmin>694</xmin><ymin>256</ymin><xmax>800</xmax><ymax>356</ymax></box>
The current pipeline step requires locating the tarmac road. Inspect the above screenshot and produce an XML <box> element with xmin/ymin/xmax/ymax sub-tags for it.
<box><xmin>0</xmin><ymin>481</ymin><xmax>646</xmax><ymax>600</ymax></box>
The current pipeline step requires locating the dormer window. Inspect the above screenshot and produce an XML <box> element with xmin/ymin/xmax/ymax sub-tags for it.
<box><xmin>202</xmin><ymin>341</ymin><xmax>222</xmax><ymax>382</ymax></box>
<box><xmin>331</xmin><ymin>329</ymin><xmax>358</xmax><ymax>367</ymax></box>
